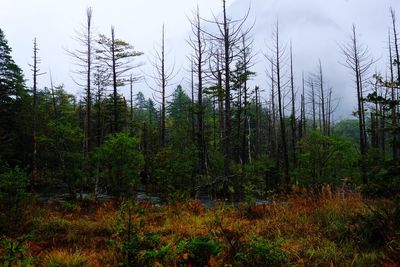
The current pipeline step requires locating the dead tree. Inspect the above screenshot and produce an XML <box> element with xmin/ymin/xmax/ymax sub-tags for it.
<box><xmin>289</xmin><ymin>42</ymin><xmax>297</xmax><ymax>166</ymax></box>
<box><xmin>267</xmin><ymin>56</ymin><xmax>279</xmax><ymax>171</ymax></box>
<box><xmin>239</xmin><ymin>34</ymin><xmax>255</xmax><ymax>164</ymax></box>
<box><xmin>190</xmin><ymin>60</ymin><xmax>196</xmax><ymax>140</ymax></box>
<box><xmin>255</xmin><ymin>85</ymin><xmax>261</xmax><ymax>158</ymax></box>
<box><xmin>299</xmin><ymin>72</ymin><xmax>306</xmax><ymax>139</ymax></box>
<box><xmin>268</xmin><ymin>22</ymin><xmax>290</xmax><ymax>187</ymax></box>
<box><xmin>49</xmin><ymin>69</ymin><xmax>57</xmax><ymax>118</ymax></box>
<box><xmin>307</xmin><ymin>77</ymin><xmax>317</xmax><ymax>130</ymax></box>
<box><xmin>391</xmin><ymin>8</ymin><xmax>400</xmax><ymax>83</ymax></box>
<box><xmin>318</xmin><ymin>60</ymin><xmax>327</xmax><ymax>134</ymax></box>
<box><xmin>203</xmin><ymin>0</ymin><xmax>252</xmax><ymax>177</ymax></box>
<box><xmin>340</xmin><ymin>25</ymin><xmax>374</xmax><ymax>184</ymax></box>
<box><xmin>93</xmin><ymin>64</ymin><xmax>109</xmax><ymax>146</ymax></box>
<box><xmin>148</xmin><ymin>24</ymin><xmax>176</xmax><ymax>148</ymax></box>
<box><xmin>129</xmin><ymin>75</ymin><xmax>134</xmax><ymax>124</ymax></box>
<box><xmin>30</xmin><ymin>38</ymin><xmax>45</xmax><ymax>186</ymax></box>
<box><xmin>97</xmin><ymin>26</ymin><xmax>143</xmax><ymax>133</ymax></box>
<box><xmin>66</xmin><ymin>7</ymin><xmax>94</xmax><ymax>154</ymax></box>
<box><xmin>188</xmin><ymin>6</ymin><xmax>208</xmax><ymax>175</ymax></box>
<box><xmin>207</xmin><ymin>48</ymin><xmax>225</xmax><ymax>151</ymax></box>
<box><xmin>390</xmin><ymin>8</ymin><xmax>399</xmax><ymax>160</ymax></box>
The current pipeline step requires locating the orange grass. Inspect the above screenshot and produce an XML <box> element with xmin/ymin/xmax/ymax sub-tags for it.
<box><xmin>5</xmin><ymin>191</ymin><xmax>396</xmax><ymax>266</ymax></box>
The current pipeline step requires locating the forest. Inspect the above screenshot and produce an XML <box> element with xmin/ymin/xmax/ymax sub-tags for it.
<box><xmin>1</xmin><ymin>1</ymin><xmax>400</xmax><ymax>266</ymax></box>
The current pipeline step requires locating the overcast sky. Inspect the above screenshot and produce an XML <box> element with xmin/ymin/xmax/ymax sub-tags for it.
<box><xmin>1</xmin><ymin>0</ymin><xmax>399</xmax><ymax>119</ymax></box>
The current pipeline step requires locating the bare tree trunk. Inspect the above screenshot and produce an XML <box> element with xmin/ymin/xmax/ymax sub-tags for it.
<box><xmin>310</xmin><ymin>79</ymin><xmax>316</xmax><ymax>130</ymax></box>
<box><xmin>213</xmin><ymin>95</ymin><xmax>217</xmax><ymax>150</ymax></box>
<box><xmin>299</xmin><ymin>72</ymin><xmax>306</xmax><ymax>139</ymax></box>
<box><xmin>237</xmin><ymin>80</ymin><xmax>242</xmax><ymax>162</ymax></box>
<box><xmin>191</xmin><ymin>61</ymin><xmax>195</xmax><ymax>140</ymax></box>
<box><xmin>130</xmin><ymin>75</ymin><xmax>134</xmax><ymax>125</ymax></box>
<box><xmin>341</xmin><ymin>25</ymin><xmax>373</xmax><ymax>184</ymax></box>
<box><xmin>255</xmin><ymin>86</ymin><xmax>260</xmax><ymax>159</ymax></box>
<box><xmin>274</xmin><ymin>23</ymin><xmax>290</xmax><ymax>187</ymax></box>
<box><xmin>391</xmin><ymin>8</ymin><xmax>400</xmax><ymax>83</ymax></box>
<box><xmin>380</xmin><ymin>90</ymin><xmax>386</xmax><ymax>154</ymax></box>
<box><xmin>327</xmin><ymin>89</ymin><xmax>332</xmax><ymax>136</ymax></box>
<box><xmin>289</xmin><ymin>43</ymin><xmax>297</xmax><ymax>166</ymax></box>
<box><xmin>318</xmin><ymin>60</ymin><xmax>326</xmax><ymax>135</ymax></box>
<box><xmin>222</xmin><ymin>0</ymin><xmax>233</xmax><ymax>177</ymax></box>
<box><xmin>66</xmin><ymin>7</ymin><xmax>94</xmax><ymax>152</ymax></box>
<box><xmin>86</xmin><ymin>8</ymin><xmax>93</xmax><ymax>153</ymax></box>
<box><xmin>31</xmin><ymin>38</ymin><xmax>40</xmax><ymax>187</ymax></box>
<box><xmin>195</xmin><ymin>11</ymin><xmax>207</xmax><ymax>175</ymax></box>
<box><xmin>160</xmin><ymin>25</ymin><xmax>167</xmax><ymax>148</ymax></box>
<box><xmin>390</xmin><ymin>9</ymin><xmax>399</xmax><ymax>160</ymax></box>
<box><xmin>49</xmin><ymin>70</ymin><xmax>57</xmax><ymax>118</ymax></box>
<box><xmin>111</xmin><ymin>26</ymin><xmax>118</xmax><ymax>133</ymax></box>
<box><xmin>217</xmin><ymin>56</ymin><xmax>224</xmax><ymax>151</ymax></box>
<box><xmin>270</xmin><ymin>58</ymin><xmax>279</xmax><ymax>171</ymax></box>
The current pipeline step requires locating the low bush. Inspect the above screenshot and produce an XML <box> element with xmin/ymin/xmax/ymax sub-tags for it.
<box><xmin>178</xmin><ymin>236</ymin><xmax>221</xmax><ymax>266</ymax></box>
<box><xmin>235</xmin><ymin>236</ymin><xmax>288</xmax><ymax>266</ymax></box>
<box><xmin>350</xmin><ymin>199</ymin><xmax>400</xmax><ymax>259</ymax></box>
<box><xmin>0</xmin><ymin>167</ymin><xmax>30</xmax><ymax>234</ymax></box>
<box><xmin>0</xmin><ymin>236</ymin><xmax>34</xmax><ymax>266</ymax></box>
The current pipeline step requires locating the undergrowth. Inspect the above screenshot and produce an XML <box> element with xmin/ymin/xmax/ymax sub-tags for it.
<box><xmin>0</xmin><ymin>190</ymin><xmax>398</xmax><ymax>266</ymax></box>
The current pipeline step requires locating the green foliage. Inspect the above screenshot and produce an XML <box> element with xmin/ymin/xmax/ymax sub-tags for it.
<box><xmin>95</xmin><ymin>132</ymin><xmax>144</xmax><ymax>196</ymax></box>
<box><xmin>61</xmin><ymin>201</ymin><xmax>80</xmax><ymax>213</ymax></box>
<box><xmin>235</xmin><ymin>236</ymin><xmax>288</xmax><ymax>266</ymax></box>
<box><xmin>363</xmin><ymin>152</ymin><xmax>400</xmax><ymax>196</ymax></box>
<box><xmin>144</xmin><ymin>245</ymin><xmax>174</xmax><ymax>265</ymax></box>
<box><xmin>178</xmin><ymin>237</ymin><xmax>221</xmax><ymax>266</ymax></box>
<box><xmin>0</xmin><ymin>236</ymin><xmax>33</xmax><ymax>266</ymax></box>
<box><xmin>295</xmin><ymin>131</ymin><xmax>359</xmax><ymax>186</ymax></box>
<box><xmin>350</xmin><ymin>200</ymin><xmax>400</xmax><ymax>256</ymax></box>
<box><xmin>0</xmin><ymin>167</ymin><xmax>30</xmax><ymax>233</ymax></box>
<box><xmin>315</xmin><ymin>206</ymin><xmax>349</xmax><ymax>242</ymax></box>
<box><xmin>333</xmin><ymin>119</ymin><xmax>359</xmax><ymax>145</ymax></box>
<box><xmin>238</xmin><ymin>155</ymin><xmax>275</xmax><ymax>201</ymax></box>
<box><xmin>116</xmin><ymin>202</ymin><xmax>173</xmax><ymax>266</ymax></box>
<box><xmin>0</xmin><ymin>28</ymin><xmax>28</xmax><ymax>167</ymax></box>
<box><xmin>39</xmin><ymin>121</ymin><xmax>84</xmax><ymax>192</ymax></box>
<box><xmin>153</xmin><ymin>147</ymin><xmax>197</xmax><ymax>196</ymax></box>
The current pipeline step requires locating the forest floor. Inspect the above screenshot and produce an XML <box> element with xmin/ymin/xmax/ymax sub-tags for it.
<box><xmin>1</xmin><ymin>190</ymin><xmax>399</xmax><ymax>266</ymax></box>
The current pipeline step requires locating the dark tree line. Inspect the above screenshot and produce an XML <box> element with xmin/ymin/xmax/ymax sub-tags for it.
<box><xmin>1</xmin><ymin>4</ymin><xmax>400</xmax><ymax>200</ymax></box>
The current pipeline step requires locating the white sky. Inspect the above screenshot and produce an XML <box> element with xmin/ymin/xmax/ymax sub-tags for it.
<box><xmin>1</xmin><ymin>0</ymin><xmax>400</xmax><ymax>118</ymax></box>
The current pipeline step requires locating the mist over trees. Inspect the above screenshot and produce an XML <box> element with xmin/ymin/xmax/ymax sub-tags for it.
<box><xmin>0</xmin><ymin>2</ymin><xmax>399</xmax><ymax>199</ymax></box>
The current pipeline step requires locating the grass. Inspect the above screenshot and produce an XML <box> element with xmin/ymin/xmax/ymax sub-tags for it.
<box><xmin>1</xmin><ymin>190</ymin><xmax>399</xmax><ymax>266</ymax></box>
<box><xmin>42</xmin><ymin>250</ymin><xmax>89</xmax><ymax>267</ymax></box>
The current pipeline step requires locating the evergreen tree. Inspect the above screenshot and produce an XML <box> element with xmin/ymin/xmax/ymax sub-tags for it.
<box><xmin>0</xmin><ymin>28</ymin><xmax>27</xmax><ymax>166</ymax></box>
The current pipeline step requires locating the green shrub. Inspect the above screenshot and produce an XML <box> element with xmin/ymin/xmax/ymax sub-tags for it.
<box><xmin>144</xmin><ymin>245</ymin><xmax>175</xmax><ymax>266</ymax></box>
<box><xmin>235</xmin><ymin>237</ymin><xmax>288</xmax><ymax>266</ymax></box>
<box><xmin>295</xmin><ymin>131</ymin><xmax>358</xmax><ymax>186</ymax></box>
<box><xmin>351</xmin><ymin>201</ymin><xmax>400</xmax><ymax>256</ymax></box>
<box><xmin>315</xmin><ymin>207</ymin><xmax>349</xmax><ymax>242</ymax></box>
<box><xmin>178</xmin><ymin>237</ymin><xmax>221</xmax><ymax>266</ymax></box>
<box><xmin>0</xmin><ymin>167</ymin><xmax>30</xmax><ymax>233</ymax></box>
<box><xmin>61</xmin><ymin>201</ymin><xmax>80</xmax><ymax>213</ymax></box>
<box><xmin>117</xmin><ymin>203</ymin><xmax>167</xmax><ymax>266</ymax></box>
<box><xmin>120</xmin><ymin>231</ymin><xmax>168</xmax><ymax>266</ymax></box>
<box><xmin>0</xmin><ymin>236</ymin><xmax>34</xmax><ymax>266</ymax></box>
<box><xmin>94</xmin><ymin>133</ymin><xmax>144</xmax><ymax>196</ymax></box>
